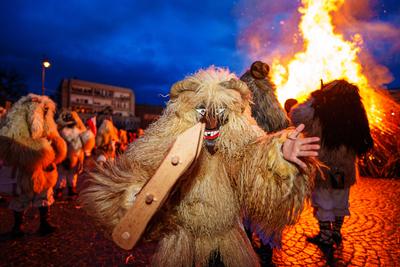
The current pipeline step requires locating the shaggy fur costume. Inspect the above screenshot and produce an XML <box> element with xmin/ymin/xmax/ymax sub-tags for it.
<box><xmin>96</xmin><ymin>119</ymin><xmax>119</xmax><ymax>150</ymax></box>
<box><xmin>290</xmin><ymin>80</ymin><xmax>373</xmax><ymax>188</ymax></box>
<box><xmin>241</xmin><ymin>61</ymin><xmax>290</xmax><ymax>133</ymax></box>
<box><xmin>57</xmin><ymin>110</ymin><xmax>95</xmax><ymax>168</ymax></box>
<box><xmin>116</xmin><ymin>129</ymin><xmax>128</xmax><ymax>154</ymax></box>
<box><xmin>80</xmin><ymin>68</ymin><xmax>315</xmax><ymax>267</ymax></box>
<box><xmin>81</xmin><ymin>129</ymin><xmax>95</xmax><ymax>157</ymax></box>
<box><xmin>241</xmin><ymin>61</ymin><xmax>294</xmax><ymax>250</ymax></box>
<box><xmin>0</xmin><ymin>94</ymin><xmax>67</xmax><ymax>193</ymax></box>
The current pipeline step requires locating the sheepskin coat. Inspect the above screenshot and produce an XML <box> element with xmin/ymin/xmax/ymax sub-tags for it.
<box><xmin>80</xmin><ymin>68</ymin><xmax>315</xmax><ymax>267</ymax></box>
<box><xmin>0</xmin><ymin>94</ymin><xmax>67</xmax><ymax>194</ymax></box>
<box><xmin>240</xmin><ymin>61</ymin><xmax>290</xmax><ymax>133</ymax></box>
<box><xmin>290</xmin><ymin>80</ymin><xmax>373</xmax><ymax>189</ymax></box>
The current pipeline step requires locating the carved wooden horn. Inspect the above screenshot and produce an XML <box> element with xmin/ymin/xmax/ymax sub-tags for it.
<box><xmin>219</xmin><ymin>78</ymin><xmax>250</xmax><ymax>99</ymax></box>
<box><xmin>170</xmin><ymin>80</ymin><xmax>198</xmax><ymax>99</ymax></box>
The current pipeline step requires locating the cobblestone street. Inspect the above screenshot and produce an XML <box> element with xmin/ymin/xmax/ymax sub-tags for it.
<box><xmin>0</xmin><ymin>177</ymin><xmax>399</xmax><ymax>267</ymax></box>
<box><xmin>274</xmin><ymin>178</ymin><xmax>400</xmax><ymax>267</ymax></box>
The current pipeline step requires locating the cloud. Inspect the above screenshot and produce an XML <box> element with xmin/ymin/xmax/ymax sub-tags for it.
<box><xmin>0</xmin><ymin>0</ymin><xmax>398</xmax><ymax>107</ymax></box>
<box><xmin>0</xmin><ymin>0</ymin><xmax>243</xmax><ymax>104</ymax></box>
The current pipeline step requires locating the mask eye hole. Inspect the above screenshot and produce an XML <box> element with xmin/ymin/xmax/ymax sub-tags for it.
<box><xmin>44</xmin><ymin>106</ymin><xmax>49</xmax><ymax>115</ymax></box>
<box><xmin>216</xmin><ymin>108</ymin><xmax>225</xmax><ymax>115</ymax></box>
<box><xmin>196</xmin><ymin>107</ymin><xmax>206</xmax><ymax>117</ymax></box>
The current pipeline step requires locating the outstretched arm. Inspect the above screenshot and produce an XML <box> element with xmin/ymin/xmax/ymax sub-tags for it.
<box><xmin>238</xmin><ymin>127</ymin><xmax>320</xmax><ymax>237</ymax></box>
<box><xmin>0</xmin><ymin>136</ymin><xmax>56</xmax><ymax>173</ymax></box>
<box><xmin>282</xmin><ymin>124</ymin><xmax>320</xmax><ymax>170</ymax></box>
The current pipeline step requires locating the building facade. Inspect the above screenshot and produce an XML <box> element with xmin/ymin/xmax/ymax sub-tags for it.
<box><xmin>60</xmin><ymin>78</ymin><xmax>135</xmax><ymax>116</ymax></box>
<box><xmin>59</xmin><ymin>78</ymin><xmax>139</xmax><ymax>130</ymax></box>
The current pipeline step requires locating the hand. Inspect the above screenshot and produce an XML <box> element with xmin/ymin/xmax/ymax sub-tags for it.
<box><xmin>282</xmin><ymin>124</ymin><xmax>320</xmax><ymax>170</ymax></box>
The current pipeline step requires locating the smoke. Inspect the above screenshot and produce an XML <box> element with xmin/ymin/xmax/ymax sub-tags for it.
<box><xmin>236</xmin><ymin>0</ymin><xmax>399</xmax><ymax>88</ymax></box>
<box><xmin>333</xmin><ymin>0</ymin><xmax>399</xmax><ymax>88</ymax></box>
<box><xmin>235</xmin><ymin>0</ymin><xmax>302</xmax><ymax>68</ymax></box>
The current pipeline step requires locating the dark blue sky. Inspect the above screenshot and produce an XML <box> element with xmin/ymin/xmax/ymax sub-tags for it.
<box><xmin>1</xmin><ymin>0</ymin><xmax>399</xmax><ymax>105</ymax></box>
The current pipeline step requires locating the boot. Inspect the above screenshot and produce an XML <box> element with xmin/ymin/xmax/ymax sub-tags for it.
<box><xmin>11</xmin><ymin>210</ymin><xmax>24</xmax><ymax>238</ymax></box>
<box><xmin>256</xmin><ymin>243</ymin><xmax>275</xmax><ymax>267</ymax></box>
<box><xmin>38</xmin><ymin>206</ymin><xmax>57</xmax><ymax>236</ymax></box>
<box><xmin>307</xmin><ymin>221</ymin><xmax>334</xmax><ymax>256</ymax></box>
<box><xmin>332</xmin><ymin>216</ymin><xmax>344</xmax><ymax>246</ymax></box>
<box><xmin>68</xmin><ymin>186</ymin><xmax>78</xmax><ymax>196</ymax></box>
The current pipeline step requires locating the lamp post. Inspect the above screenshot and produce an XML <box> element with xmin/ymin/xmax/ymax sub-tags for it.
<box><xmin>41</xmin><ymin>58</ymin><xmax>51</xmax><ymax>95</ymax></box>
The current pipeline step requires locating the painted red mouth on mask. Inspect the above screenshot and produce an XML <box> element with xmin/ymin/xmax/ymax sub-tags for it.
<box><xmin>204</xmin><ymin>129</ymin><xmax>220</xmax><ymax>140</ymax></box>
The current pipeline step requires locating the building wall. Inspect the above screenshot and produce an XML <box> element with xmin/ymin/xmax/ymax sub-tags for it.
<box><xmin>59</xmin><ymin>78</ymin><xmax>139</xmax><ymax>130</ymax></box>
<box><xmin>60</xmin><ymin>78</ymin><xmax>135</xmax><ymax>116</ymax></box>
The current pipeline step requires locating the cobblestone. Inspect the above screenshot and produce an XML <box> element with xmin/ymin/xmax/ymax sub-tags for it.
<box><xmin>273</xmin><ymin>177</ymin><xmax>400</xmax><ymax>267</ymax></box>
<box><xmin>0</xmin><ymin>177</ymin><xmax>399</xmax><ymax>266</ymax></box>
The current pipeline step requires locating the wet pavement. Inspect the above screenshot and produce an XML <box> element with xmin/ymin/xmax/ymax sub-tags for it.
<box><xmin>0</xmin><ymin>177</ymin><xmax>399</xmax><ymax>267</ymax></box>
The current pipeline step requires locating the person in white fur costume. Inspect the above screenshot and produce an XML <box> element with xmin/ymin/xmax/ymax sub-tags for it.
<box><xmin>95</xmin><ymin>116</ymin><xmax>119</xmax><ymax>163</ymax></box>
<box><xmin>55</xmin><ymin>110</ymin><xmax>95</xmax><ymax>197</ymax></box>
<box><xmin>0</xmin><ymin>94</ymin><xmax>67</xmax><ymax>237</ymax></box>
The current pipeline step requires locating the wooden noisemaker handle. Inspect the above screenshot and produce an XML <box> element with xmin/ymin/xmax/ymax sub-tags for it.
<box><xmin>112</xmin><ymin>122</ymin><xmax>205</xmax><ymax>250</ymax></box>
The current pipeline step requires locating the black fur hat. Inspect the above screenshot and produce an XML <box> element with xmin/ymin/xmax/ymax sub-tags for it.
<box><xmin>311</xmin><ymin>80</ymin><xmax>374</xmax><ymax>155</ymax></box>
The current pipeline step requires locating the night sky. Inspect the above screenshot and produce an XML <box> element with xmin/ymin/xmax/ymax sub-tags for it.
<box><xmin>1</xmin><ymin>0</ymin><xmax>399</xmax><ymax>105</ymax></box>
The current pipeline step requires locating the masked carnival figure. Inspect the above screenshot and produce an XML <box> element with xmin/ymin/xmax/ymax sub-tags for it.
<box><xmin>55</xmin><ymin>110</ymin><xmax>95</xmax><ymax>198</ymax></box>
<box><xmin>0</xmin><ymin>94</ymin><xmax>67</xmax><ymax>237</ymax></box>
<box><xmin>95</xmin><ymin>117</ymin><xmax>119</xmax><ymax>164</ymax></box>
<box><xmin>240</xmin><ymin>61</ymin><xmax>293</xmax><ymax>265</ymax></box>
<box><xmin>81</xmin><ymin>67</ymin><xmax>321</xmax><ymax>267</ymax></box>
<box><xmin>289</xmin><ymin>80</ymin><xmax>373</xmax><ymax>252</ymax></box>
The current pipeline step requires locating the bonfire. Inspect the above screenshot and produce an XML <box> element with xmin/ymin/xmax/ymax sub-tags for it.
<box><xmin>242</xmin><ymin>0</ymin><xmax>399</xmax><ymax>177</ymax></box>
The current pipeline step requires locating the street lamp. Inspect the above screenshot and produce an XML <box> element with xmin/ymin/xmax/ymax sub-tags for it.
<box><xmin>41</xmin><ymin>58</ymin><xmax>51</xmax><ymax>95</ymax></box>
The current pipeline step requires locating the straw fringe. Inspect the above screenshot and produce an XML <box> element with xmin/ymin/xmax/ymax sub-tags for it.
<box><xmin>80</xmin><ymin>67</ymin><xmax>316</xmax><ymax>266</ymax></box>
<box><xmin>0</xmin><ymin>94</ymin><xmax>66</xmax><ymax>193</ymax></box>
<box><xmin>239</xmin><ymin>130</ymin><xmax>314</xmax><ymax>237</ymax></box>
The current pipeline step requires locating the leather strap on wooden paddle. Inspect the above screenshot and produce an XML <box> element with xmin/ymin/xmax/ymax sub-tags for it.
<box><xmin>112</xmin><ymin>122</ymin><xmax>205</xmax><ymax>250</ymax></box>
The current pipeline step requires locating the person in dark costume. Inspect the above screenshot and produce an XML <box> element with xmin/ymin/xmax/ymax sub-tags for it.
<box><xmin>289</xmin><ymin>80</ymin><xmax>373</xmax><ymax>254</ymax></box>
<box><xmin>241</xmin><ymin>61</ymin><xmax>292</xmax><ymax>266</ymax></box>
<box><xmin>241</xmin><ymin>61</ymin><xmax>290</xmax><ymax>133</ymax></box>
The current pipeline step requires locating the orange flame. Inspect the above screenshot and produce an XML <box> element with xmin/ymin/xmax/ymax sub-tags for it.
<box><xmin>269</xmin><ymin>0</ymin><xmax>399</xmax><ymax>133</ymax></box>
<box><xmin>241</xmin><ymin>0</ymin><xmax>400</xmax><ymax>177</ymax></box>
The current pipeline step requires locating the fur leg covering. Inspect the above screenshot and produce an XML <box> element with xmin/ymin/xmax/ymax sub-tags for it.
<box><xmin>151</xmin><ymin>226</ymin><xmax>259</xmax><ymax>267</ymax></box>
<box><xmin>214</xmin><ymin>226</ymin><xmax>260</xmax><ymax>267</ymax></box>
<box><xmin>151</xmin><ymin>227</ymin><xmax>195</xmax><ymax>267</ymax></box>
